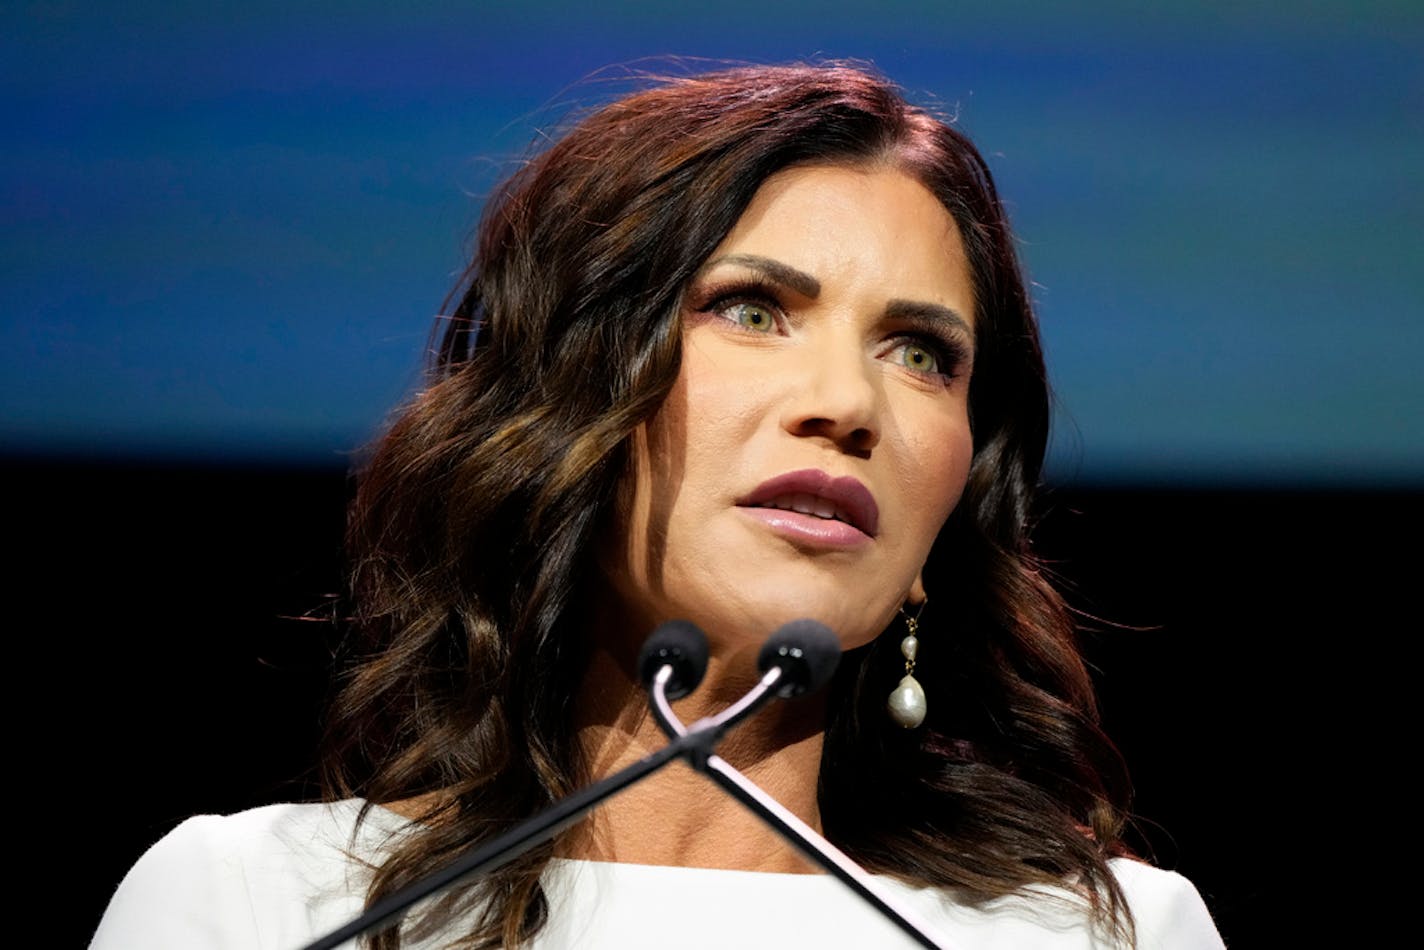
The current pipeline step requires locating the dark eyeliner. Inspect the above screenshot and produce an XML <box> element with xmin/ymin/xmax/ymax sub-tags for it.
<box><xmin>690</xmin><ymin>277</ymin><xmax>786</xmax><ymax>315</ymax></box>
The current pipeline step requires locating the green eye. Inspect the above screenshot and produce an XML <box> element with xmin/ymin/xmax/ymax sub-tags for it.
<box><xmin>900</xmin><ymin>343</ymin><xmax>939</xmax><ymax>373</ymax></box>
<box><xmin>725</xmin><ymin>302</ymin><xmax>776</xmax><ymax>332</ymax></box>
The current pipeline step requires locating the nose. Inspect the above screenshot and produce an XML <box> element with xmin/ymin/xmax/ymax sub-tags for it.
<box><xmin>779</xmin><ymin>331</ymin><xmax>882</xmax><ymax>455</ymax></box>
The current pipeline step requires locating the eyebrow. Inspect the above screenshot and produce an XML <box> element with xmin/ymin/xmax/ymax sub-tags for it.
<box><xmin>886</xmin><ymin>299</ymin><xmax>975</xmax><ymax>340</ymax></box>
<box><xmin>699</xmin><ymin>253</ymin><xmax>974</xmax><ymax>339</ymax></box>
<box><xmin>698</xmin><ymin>253</ymin><xmax>821</xmax><ymax>298</ymax></box>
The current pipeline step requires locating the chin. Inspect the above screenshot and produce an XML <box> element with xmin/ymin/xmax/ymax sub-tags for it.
<box><xmin>690</xmin><ymin>593</ymin><xmax>889</xmax><ymax>656</ymax></box>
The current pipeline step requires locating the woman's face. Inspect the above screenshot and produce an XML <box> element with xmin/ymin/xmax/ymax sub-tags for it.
<box><xmin>602</xmin><ymin>163</ymin><xmax>976</xmax><ymax>660</ymax></box>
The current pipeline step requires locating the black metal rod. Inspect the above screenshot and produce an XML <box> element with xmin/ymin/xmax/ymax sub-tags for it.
<box><xmin>300</xmin><ymin>681</ymin><xmax>694</xmax><ymax>950</ymax></box>
<box><xmin>302</xmin><ymin>662</ymin><xmax>951</xmax><ymax>950</ymax></box>
<box><xmin>700</xmin><ymin>754</ymin><xmax>950</xmax><ymax>950</ymax></box>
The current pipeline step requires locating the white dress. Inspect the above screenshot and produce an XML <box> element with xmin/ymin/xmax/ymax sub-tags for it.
<box><xmin>91</xmin><ymin>800</ymin><xmax>1225</xmax><ymax>949</ymax></box>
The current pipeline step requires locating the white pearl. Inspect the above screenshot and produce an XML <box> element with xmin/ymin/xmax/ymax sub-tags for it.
<box><xmin>887</xmin><ymin>674</ymin><xmax>927</xmax><ymax>728</ymax></box>
<box><xmin>900</xmin><ymin>635</ymin><xmax>918</xmax><ymax>662</ymax></box>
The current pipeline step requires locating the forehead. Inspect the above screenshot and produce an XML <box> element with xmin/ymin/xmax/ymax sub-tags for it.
<box><xmin>707</xmin><ymin>163</ymin><xmax>973</xmax><ymax>319</ymax></box>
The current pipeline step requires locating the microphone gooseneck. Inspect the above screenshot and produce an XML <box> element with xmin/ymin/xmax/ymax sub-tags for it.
<box><xmin>674</xmin><ymin>619</ymin><xmax>948</xmax><ymax>950</ymax></box>
<box><xmin>303</xmin><ymin>618</ymin><xmax>948</xmax><ymax>950</ymax></box>
<box><xmin>652</xmin><ymin>619</ymin><xmax>843</xmax><ymax>766</ymax></box>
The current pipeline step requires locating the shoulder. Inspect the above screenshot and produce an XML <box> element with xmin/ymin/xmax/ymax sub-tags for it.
<box><xmin>865</xmin><ymin>859</ymin><xmax>1224</xmax><ymax>950</ymax></box>
<box><xmin>91</xmin><ymin>800</ymin><xmax>406</xmax><ymax>950</ymax></box>
<box><xmin>1109</xmin><ymin>858</ymin><xmax>1225</xmax><ymax>950</ymax></box>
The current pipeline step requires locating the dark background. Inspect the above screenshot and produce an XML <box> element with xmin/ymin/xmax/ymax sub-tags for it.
<box><xmin>18</xmin><ymin>456</ymin><xmax>1411</xmax><ymax>947</ymax></box>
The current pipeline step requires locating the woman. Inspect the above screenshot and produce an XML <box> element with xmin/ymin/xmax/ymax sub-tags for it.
<box><xmin>93</xmin><ymin>63</ymin><xmax>1223</xmax><ymax>948</ymax></box>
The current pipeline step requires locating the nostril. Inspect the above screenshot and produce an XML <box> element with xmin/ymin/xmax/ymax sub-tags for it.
<box><xmin>848</xmin><ymin>425</ymin><xmax>878</xmax><ymax>454</ymax></box>
<box><xmin>789</xmin><ymin>418</ymin><xmax>878</xmax><ymax>456</ymax></box>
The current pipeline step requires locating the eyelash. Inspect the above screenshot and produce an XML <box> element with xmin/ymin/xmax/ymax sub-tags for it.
<box><xmin>887</xmin><ymin>322</ymin><xmax>970</xmax><ymax>382</ymax></box>
<box><xmin>693</xmin><ymin>278</ymin><xmax>786</xmax><ymax>330</ymax></box>
<box><xmin>692</xmin><ymin>278</ymin><xmax>969</xmax><ymax>382</ymax></box>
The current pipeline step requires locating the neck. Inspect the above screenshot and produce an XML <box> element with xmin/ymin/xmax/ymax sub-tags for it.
<box><xmin>559</xmin><ymin>642</ymin><xmax>827</xmax><ymax>874</ymax></box>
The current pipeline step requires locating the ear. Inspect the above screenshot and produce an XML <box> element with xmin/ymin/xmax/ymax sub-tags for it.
<box><xmin>907</xmin><ymin>571</ymin><xmax>928</xmax><ymax>606</ymax></box>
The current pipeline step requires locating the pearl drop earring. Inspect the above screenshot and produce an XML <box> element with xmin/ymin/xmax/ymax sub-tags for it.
<box><xmin>887</xmin><ymin>601</ymin><xmax>928</xmax><ymax>728</ymax></box>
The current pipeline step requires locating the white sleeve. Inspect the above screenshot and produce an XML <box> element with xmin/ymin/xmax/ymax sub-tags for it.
<box><xmin>1114</xmin><ymin>859</ymin><xmax>1226</xmax><ymax>950</ymax></box>
<box><xmin>90</xmin><ymin>815</ymin><xmax>264</xmax><ymax>950</ymax></box>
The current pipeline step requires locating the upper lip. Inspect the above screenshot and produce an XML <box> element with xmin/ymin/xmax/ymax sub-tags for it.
<box><xmin>736</xmin><ymin>468</ymin><xmax>880</xmax><ymax>537</ymax></box>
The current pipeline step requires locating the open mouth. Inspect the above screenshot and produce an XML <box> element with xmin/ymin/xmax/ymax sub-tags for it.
<box><xmin>750</xmin><ymin>492</ymin><xmax>860</xmax><ymax>528</ymax></box>
<box><xmin>737</xmin><ymin>469</ymin><xmax>879</xmax><ymax>538</ymax></box>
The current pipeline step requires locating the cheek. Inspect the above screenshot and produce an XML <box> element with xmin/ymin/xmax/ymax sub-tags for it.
<box><xmin>678</xmin><ymin>341</ymin><xmax>771</xmax><ymax>442</ymax></box>
<box><xmin>936</xmin><ymin>424</ymin><xmax>974</xmax><ymax>511</ymax></box>
<box><xmin>900</xmin><ymin>410</ymin><xmax>974</xmax><ymax>549</ymax></box>
<box><xmin>666</xmin><ymin>344</ymin><xmax>776</xmax><ymax>509</ymax></box>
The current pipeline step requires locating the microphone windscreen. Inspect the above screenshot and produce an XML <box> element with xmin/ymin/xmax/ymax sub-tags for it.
<box><xmin>757</xmin><ymin>619</ymin><xmax>841</xmax><ymax>698</ymax></box>
<box><xmin>638</xmin><ymin>620</ymin><xmax>709</xmax><ymax>700</ymax></box>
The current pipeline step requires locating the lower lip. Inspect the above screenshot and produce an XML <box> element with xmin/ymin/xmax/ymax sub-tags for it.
<box><xmin>737</xmin><ymin>506</ymin><xmax>871</xmax><ymax>548</ymax></box>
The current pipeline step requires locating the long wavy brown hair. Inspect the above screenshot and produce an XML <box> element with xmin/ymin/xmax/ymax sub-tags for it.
<box><xmin>324</xmin><ymin>63</ymin><xmax>1134</xmax><ymax>948</ymax></box>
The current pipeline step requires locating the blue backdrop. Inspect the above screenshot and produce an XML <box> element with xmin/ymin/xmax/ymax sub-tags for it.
<box><xmin>4</xmin><ymin>1</ymin><xmax>1421</xmax><ymax>485</ymax></box>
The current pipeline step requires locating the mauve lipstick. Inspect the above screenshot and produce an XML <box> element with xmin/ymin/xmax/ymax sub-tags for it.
<box><xmin>736</xmin><ymin>468</ymin><xmax>879</xmax><ymax>546</ymax></box>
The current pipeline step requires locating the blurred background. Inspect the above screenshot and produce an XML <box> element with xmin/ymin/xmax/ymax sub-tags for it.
<box><xmin>5</xmin><ymin>1</ymin><xmax>1419</xmax><ymax>945</ymax></box>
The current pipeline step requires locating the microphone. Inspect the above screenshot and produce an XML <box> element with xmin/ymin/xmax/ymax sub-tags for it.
<box><xmin>642</xmin><ymin>619</ymin><xmax>945</xmax><ymax>949</ymax></box>
<box><xmin>302</xmin><ymin>618</ymin><xmax>946</xmax><ymax>950</ymax></box>
<box><xmin>698</xmin><ymin>620</ymin><xmax>946</xmax><ymax>950</ymax></box>
<box><xmin>637</xmin><ymin>620</ymin><xmax>709</xmax><ymax>700</ymax></box>
<box><xmin>757</xmin><ymin>618</ymin><xmax>840</xmax><ymax>697</ymax></box>
<box><xmin>650</xmin><ymin>619</ymin><xmax>841</xmax><ymax>757</ymax></box>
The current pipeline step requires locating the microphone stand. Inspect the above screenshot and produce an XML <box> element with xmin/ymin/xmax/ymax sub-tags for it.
<box><xmin>304</xmin><ymin>661</ymin><xmax>951</xmax><ymax>950</ymax></box>
<box><xmin>648</xmin><ymin>673</ymin><xmax>950</xmax><ymax>950</ymax></box>
<box><xmin>301</xmin><ymin>665</ymin><xmax>782</xmax><ymax>950</ymax></box>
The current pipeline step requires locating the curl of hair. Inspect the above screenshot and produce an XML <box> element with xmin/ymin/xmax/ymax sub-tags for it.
<box><xmin>323</xmin><ymin>62</ymin><xmax>1134</xmax><ymax>949</ymax></box>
